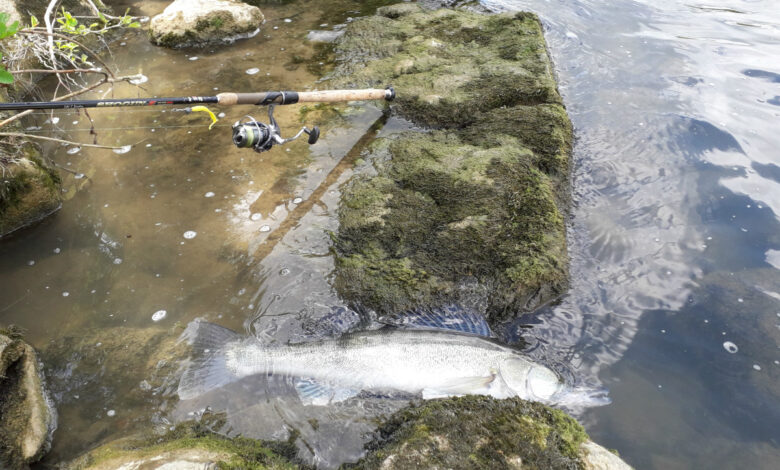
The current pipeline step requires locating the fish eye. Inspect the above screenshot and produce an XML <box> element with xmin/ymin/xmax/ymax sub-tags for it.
<box><xmin>526</xmin><ymin>366</ymin><xmax>561</xmax><ymax>400</ymax></box>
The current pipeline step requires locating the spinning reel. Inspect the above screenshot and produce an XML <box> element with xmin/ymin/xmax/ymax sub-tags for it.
<box><xmin>232</xmin><ymin>104</ymin><xmax>320</xmax><ymax>153</ymax></box>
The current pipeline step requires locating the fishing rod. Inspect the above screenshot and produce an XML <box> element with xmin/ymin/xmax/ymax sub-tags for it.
<box><xmin>0</xmin><ymin>87</ymin><xmax>395</xmax><ymax>153</ymax></box>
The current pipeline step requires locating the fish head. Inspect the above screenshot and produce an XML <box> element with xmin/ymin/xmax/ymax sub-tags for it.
<box><xmin>499</xmin><ymin>357</ymin><xmax>562</xmax><ymax>402</ymax></box>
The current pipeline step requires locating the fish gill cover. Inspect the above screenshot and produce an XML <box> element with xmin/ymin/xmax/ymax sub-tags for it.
<box><xmin>327</xmin><ymin>4</ymin><xmax>572</xmax><ymax>325</ymax></box>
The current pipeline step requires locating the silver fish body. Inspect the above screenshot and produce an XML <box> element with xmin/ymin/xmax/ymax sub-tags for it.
<box><xmin>220</xmin><ymin>329</ymin><xmax>562</xmax><ymax>403</ymax></box>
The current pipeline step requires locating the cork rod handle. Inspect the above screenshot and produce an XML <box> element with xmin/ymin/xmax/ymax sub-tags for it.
<box><xmin>217</xmin><ymin>87</ymin><xmax>394</xmax><ymax>106</ymax></box>
<box><xmin>297</xmin><ymin>88</ymin><xmax>393</xmax><ymax>103</ymax></box>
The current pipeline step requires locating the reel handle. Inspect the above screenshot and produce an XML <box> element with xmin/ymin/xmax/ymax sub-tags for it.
<box><xmin>217</xmin><ymin>87</ymin><xmax>394</xmax><ymax>106</ymax></box>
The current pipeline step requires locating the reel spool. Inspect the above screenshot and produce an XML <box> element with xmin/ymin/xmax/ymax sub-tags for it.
<box><xmin>231</xmin><ymin>104</ymin><xmax>320</xmax><ymax>153</ymax></box>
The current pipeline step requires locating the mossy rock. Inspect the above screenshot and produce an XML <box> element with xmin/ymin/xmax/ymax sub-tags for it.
<box><xmin>62</xmin><ymin>418</ymin><xmax>304</xmax><ymax>469</ymax></box>
<box><xmin>149</xmin><ymin>0</ymin><xmax>265</xmax><ymax>48</ymax></box>
<box><xmin>346</xmin><ymin>396</ymin><xmax>589</xmax><ymax>470</ymax></box>
<box><xmin>330</xmin><ymin>4</ymin><xmax>562</xmax><ymax>128</ymax></box>
<box><xmin>0</xmin><ymin>155</ymin><xmax>62</xmax><ymax>238</ymax></box>
<box><xmin>328</xmin><ymin>5</ymin><xmax>571</xmax><ymax>323</ymax></box>
<box><xmin>0</xmin><ymin>331</ymin><xmax>57</xmax><ymax>468</ymax></box>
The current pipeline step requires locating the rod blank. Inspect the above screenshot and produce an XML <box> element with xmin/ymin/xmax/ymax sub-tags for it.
<box><xmin>0</xmin><ymin>88</ymin><xmax>394</xmax><ymax>111</ymax></box>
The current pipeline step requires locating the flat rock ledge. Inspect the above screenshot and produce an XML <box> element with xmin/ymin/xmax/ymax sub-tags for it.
<box><xmin>329</xmin><ymin>4</ymin><xmax>573</xmax><ymax>324</ymax></box>
<box><xmin>149</xmin><ymin>0</ymin><xmax>265</xmax><ymax>48</ymax></box>
<box><xmin>62</xmin><ymin>419</ymin><xmax>301</xmax><ymax>470</ymax></box>
<box><xmin>0</xmin><ymin>330</ymin><xmax>57</xmax><ymax>467</ymax></box>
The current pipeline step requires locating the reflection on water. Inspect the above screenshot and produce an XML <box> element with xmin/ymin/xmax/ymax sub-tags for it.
<box><xmin>484</xmin><ymin>0</ymin><xmax>780</xmax><ymax>468</ymax></box>
<box><xmin>0</xmin><ymin>0</ymin><xmax>778</xmax><ymax>468</ymax></box>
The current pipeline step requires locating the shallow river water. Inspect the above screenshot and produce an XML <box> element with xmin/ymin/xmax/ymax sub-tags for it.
<box><xmin>0</xmin><ymin>0</ymin><xmax>778</xmax><ymax>468</ymax></box>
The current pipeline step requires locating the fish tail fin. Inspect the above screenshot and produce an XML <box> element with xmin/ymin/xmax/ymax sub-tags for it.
<box><xmin>177</xmin><ymin>319</ymin><xmax>241</xmax><ymax>400</ymax></box>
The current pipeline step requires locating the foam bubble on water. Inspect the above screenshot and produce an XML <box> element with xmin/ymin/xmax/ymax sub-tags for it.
<box><xmin>260</xmin><ymin>225</ymin><xmax>271</xmax><ymax>232</ymax></box>
<box><xmin>250</xmin><ymin>213</ymin><xmax>262</xmax><ymax>221</ymax></box>
<box><xmin>75</xmin><ymin>173</ymin><xmax>85</xmax><ymax>179</ymax></box>
<box><xmin>53</xmin><ymin>247</ymin><xmax>61</xmax><ymax>254</ymax></box>
<box><xmin>189</xmin><ymin>56</ymin><xmax>199</xmax><ymax>61</ymax></box>
<box><xmin>205</xmin><ymin>191</ymin><xmax>215</xmax><ymax>198</ymax></box>
<box><xmin>152</xmin><ymin>310</ymin><xmax>167</xmax><ymax>322</ymax></box>
<box><xmin>51</xmin><ymin>117</ymin><xmax>60</xmax><ymax>124</ymax></box>
<box><xmin>752</xmin><ymin>364</ymin><xmax>761</xmax><ymax>371</ymax></box>
<box><xmin>113</xmin><ymin>145</ymin><xmax>132</xmax><ymax>154</ymax></box>
<box><xmin>293</xmin><ymin>197</ymin><xmax>303</xmax><ymax>204</ymax></box>
<box><xmin>218</xmin><ymin>112</ymin><xmax>226</xmax><ymax>118</ymax></box>
<box><xmin>62</xmin><ymin>292</ymin><xmax>69</xmax><ymax>297</ymax></box>
<box><xmin>183</xmin><ymin>231</ymin><xmax>197</xmax><ymax>239</ymax></box>
<box><xmin>106</xmin><ymin>410</ymin><xmax>116</xmax><ymax>417</ymax></box>
<box><xmin>284</xmin><ymin>18</ymin><xmax>292</xmax><ymax>23</ymax></box>
<box><xmin>246</xmin><ymin>67</ymin><xmax>260</xmax><ymax>75</ymax></box>
<box><xmin>27</xmin><ymin>260</ymin><xmax>35</xmax><ymax>266</ymax></box>
<box><xmin>113</xmin><ymin>258</ymin><xmax>122</xmax><ymax>265</ymax></box>
<box><xmin>129</xmin><ymin>74</ymin><xmax>148</xmax><ymax>85</ymax></box>
<box><xmin>723</xmin><ymin>341</ymin><xmax>738</xmax><ymax>353</ymax></box>
<box><xmin>67</xmin><ymin>147</ymin><xmax>81</xmax><ymax>155</ymax></box>
<box><xmin>72</xmin><ymin>120</ymin><xmax>79</xmax><ymax>125</ymax></box>
<box><xmin>146</xmin><ymin>143</ymin><xmax>152</xmax><ymax>148</ymax></box>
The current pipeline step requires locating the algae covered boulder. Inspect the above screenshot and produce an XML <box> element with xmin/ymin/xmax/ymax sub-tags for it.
<box><xmin>349</xmin><ymin>395</ymin><xmax>631</xmax><ymax>470</ymax></box>
<box><xmin>149</xmin><ymin>0</ymin><xmax>265</xmax><ymax>48</ymax></box>
<box><xmin>62</xmin><ymin>418</ymin><xmax>302</xmax><ymax>469</ymax></box>
<box><xmin>0</xmin><ymin>327</ymin><xmax>57</xmax><ymax>467</ymax></box>
<box><xmin>329</xmin><ymin>4</ymin><xmax>572</xmax><ymax>323</ymax></box>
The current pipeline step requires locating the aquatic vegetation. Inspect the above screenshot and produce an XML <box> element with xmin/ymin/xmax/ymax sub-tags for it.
<box><xmin>328</xmin><ymin>5</ymin><xmax>572</xmax><ymax>323</ymax></box>
<box><xmin>349</xmin><ymin>395</ymin><xmax>590</xmax><ymax>469</ymax></box>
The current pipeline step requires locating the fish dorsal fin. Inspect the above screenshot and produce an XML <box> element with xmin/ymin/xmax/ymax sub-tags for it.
<box><xmin>381</xmin><ymin>305</ymin><xmax>495</xmax><ymax>338</ymax></box>
<box><xmin>294</xmin><ymin>378</ymin><xmax>358</xmax><ymax>406</ymax></box>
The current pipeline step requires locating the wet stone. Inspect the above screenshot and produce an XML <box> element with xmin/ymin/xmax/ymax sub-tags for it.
<box><xmin>149</xmin><ymin>0</ymin><xmax>266</xmax><ymax>48</ymax></box>
<box><xmin>328</xmin><ymin>5</ymin><xmax>572</xmax><ymax>325</ymax></box>
<box><xmin>0</xmin><ymin>330</ymin><xmax>57</xmax><ymax>468</ymax></box>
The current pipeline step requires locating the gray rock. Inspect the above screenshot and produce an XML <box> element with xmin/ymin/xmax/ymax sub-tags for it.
<box><xmin>0</xmin><ymin>333</ymin><xmax>57</xmax><ymax>467</ymax></box>
<box><xmin>149</xmin><ymin>0</ymin><xmax>265</xmax><ymax>48</ymax></box>
<box><xmin>581</xmin><ymin>440</ymin><xmax>634</xmax><ymax>470</ymax></box>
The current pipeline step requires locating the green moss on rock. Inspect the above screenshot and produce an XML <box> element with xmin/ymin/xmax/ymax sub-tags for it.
<box><xmin>331</xmin><ymin>5</ymin><xmax>561</xmax><ymax>128</ymax></box>
<box><xmin>329</xmin><ymin>4</ymin><xmax>572</xmax><ymax>323</ymax></box>
<box><xmin>63</xmin><ymin>418</ymin><xmax>303</xmax><ymax>470</ymax></box>
<box><xmin>0</xmin><ymin>152</ymin><xmax>62</xmax><ymax>238</ymax></box>
<box><xmin>346</xmin><ymin>396</ymin><xmax>588</xmax><ymax>470</ymax></box>
<box><xmin>334</xmin><ymin>132</ymin><xmax>567</xmax><ymax>320</ymax></box>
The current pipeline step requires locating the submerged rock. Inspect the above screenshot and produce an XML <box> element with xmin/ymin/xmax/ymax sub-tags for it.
<box><xmin>62</xmin><ymin>418</ymin><xmax>302</xmax><ymax>469</ymax></box>
<box><xmin>0</xmin><ymin>327</ymin><xmax>57</xmax><ymax>467</ymax></box>
<box><xmin>348</xmin><ymin>395</ymin><xmax>631</xmax><ymax>470</ymax></box>
<box><xmin>149</xmin><ymin>0</ymin><xmax>265</xmax><ymax>48</ymax></box>
<box><xmin>328</xmin><ymin>4</ymin><xmax>572</xmax><ymax>323</ymax></box>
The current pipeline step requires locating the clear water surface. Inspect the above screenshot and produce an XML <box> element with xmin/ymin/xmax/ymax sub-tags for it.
<box><xmin>0</xmin><ymin>0</ymin><xmax>777</xmax><ymax>468</ymax></box>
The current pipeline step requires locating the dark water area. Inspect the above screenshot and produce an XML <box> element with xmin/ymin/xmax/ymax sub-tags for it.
<box><xmin>0</xmin><ymin>0</ymin><xmax>778</xmax><ymax>468</ymax></box>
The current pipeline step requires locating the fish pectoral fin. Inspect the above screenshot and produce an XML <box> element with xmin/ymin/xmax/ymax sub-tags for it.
<box><xmin>294</xmin><ymin>378</ymin><xmax>358</xmax><ymax>406</ymax></box>
<box><xmin>422</xmin><ymin>374</ymin><xmax>497</xmax><ymax>400</ymax></box>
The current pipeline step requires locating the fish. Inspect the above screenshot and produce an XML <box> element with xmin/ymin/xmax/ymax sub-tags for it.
<box><xmin>177</xmin><ymin>308</ymin><xmax>608</xmax><ymax>408</ymax></box>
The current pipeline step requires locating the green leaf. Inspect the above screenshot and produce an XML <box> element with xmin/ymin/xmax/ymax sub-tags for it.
<box><xmin>129</xmin><ymin>22</ymin><xmax>141</xmax><ymax>28</ymax></box>
<box><xmin>30</xmin><ymin>15</ymin><xmax>39</xmax><ymax>28</ymax></box>
<box><xmin>0</xmin><ymin>13</ymin><xmax>9</xmax><ymax>24</ymax></box>
<box><xmin>0</xmin><ymin>68</ymin><xmax>14</xmax><ymax>84</ymax></box>
<box><xmin>98</xmin><ymin>11</ymin><xmax>107</xmax><ymax>23</ymax></box>
<box><xmin>81</xmin><ymin>54</ymin><xmax>88</xmax><ymax>63</ymax></box>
